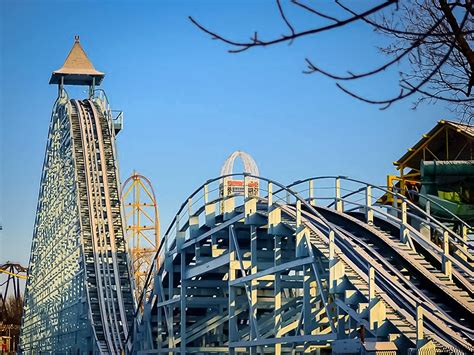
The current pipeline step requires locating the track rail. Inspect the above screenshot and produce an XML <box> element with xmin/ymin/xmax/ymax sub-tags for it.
<box><xmin>71</xmin><ymin>99</ymin><xmax>132</xmax><ymax>353</ymax></box>
<box><xmin>298</xmin><ymin>205</ymin><xmax>473</xmax><ymax>351</ymax></box>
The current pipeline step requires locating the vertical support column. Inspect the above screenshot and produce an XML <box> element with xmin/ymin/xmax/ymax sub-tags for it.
<box><xmin>442</xmin><ymin>230</ymin><xmax>452</xmax><ymax>280</ymax></box>
<box><xmin>365</xmin><ymin>186</ymin><xmax>374</xmax><ymax>224</ymax></box>
<box><xmin>59</xmin><ymin>76</ymin><xmax>64</xmax><ymax>98</ymax></box>
<box><xmin>335</xmin><ymin>178</ymin><xmax>343</xmax><ymax>212</ymax></box>
<box><xmin>165</xmin><ymin>226</ymin><xmax>175</xmax><ymax>351</ymax></box>
<box><xmin>228</xmin><ymin>226</ymin><xmax>237</xmax><ymax>355</ymax></box>
<box><xmin>416</xmin><ymin>304</ymin><xmax>424</xmax><ymax>348</ymax></box>
<box><xmin>268</xmin><ymin>182</ymin><xmax>273</xmax><ymax>229</ymax></box>
<box><xmin>268</xmin><ymin>182</ymin><xmax>273</xmax><ymax>208</ymax></box>
<box><xmin>309</xmin><ymin>179</ymin><xmax>316</xmax><ymax>206</ymax></box>
<box><xmin>180</xmin><ymin>248</ymin><xmax>186</xmax><ymax>354</ymax></box>
<box><xmin>296</xmin><ymin>201</ymin><xmax>304</xmax><ymax>257</ymax></box>
<box><xmin>459</xmin><ymin>225</ymin><xmax>468</xmax><ymax>261</ymax></box>
<box><xmin>89</xmin><ymin>77</ymin><xmax>95</xmax><ymax>98</ymax></box>
<box><xmin>368</xmin><ymin>266</ymin><xmax>375</xmax><ymax>302</ymax></box>
<box><xmin>250</xmin><ymin>225</ymin><xmax>258</xmax><ymax>355</ymax></box>
<box><xmin>188</xmin><ymin>197</ymin><xmax>199</xmax><ymax>240</ymax></box>
<box><xmin>420</xmin><ymin>200</ymin><xmax>431</xmax><ymax>241</ymax></box>
<box><xmin>329</xmin><ymin>230</ymin><xmax>336</xmax><ymax>293</ymax></box>
<box><xmin>274</xmin><ymin>234</ymin><xmax>282</xmax><ymax>355</ymax></box>
<box><xmin>222</xmin><ymin>177</ymin><xmax>235</xmax><ymax>220</ymax></box>
<box><xmin>303</xmin><ymin>233</ymin><xmax>312</xmax><ymax>340</ymax></box>
<box><xmin>268</xmin><ymin>183</ymin><xmax>281</xmax><ymax>235</ymax></box>
<box><xmin>390</xmin><ymin>180</ymin><xmax>399</xmax><ymax>218</ymax></box>
<box><xmin>204</xmin><ymin>184</ymin><xmax>216</xmax><ymax>227</ymax></box>
<box><xmin>244</xmin><ymin>175</ymin><xmax>248</xmax><ymax>200</ymax></box>
<box><xmin>176</xmin><ymin>216</ymin><xmax>187</xmax><ymax>353</ymax></box>
<box><xmin>245</xmin><ymin>176</ymin><xmax>257</xmax><ymax>223</ymax></box>
<box><xmin>157</xmin><ymin>304</ymin><xmax>162</xmax><ymax>352</ymax></box>
<box><xmin>400</xmin><ymin>201</ymin><xmax>409</xmax><ymax>243</ymax></box>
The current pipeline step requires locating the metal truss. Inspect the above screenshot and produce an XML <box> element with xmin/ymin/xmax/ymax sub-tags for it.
<box><xmin>1</xmin><ymin>262</ymin><xmax>27</xmax><ymax>352</ymax></box>
<box><xmin>20</xmin><ymin>90</ymin><xmax>134</xmax><ymax>354</ymax></box>
<box><xmin>122</xmin><ymin>172</ymin><xmax>161</xmax><ymax>309</ymax></box>
<box><xmin>0</xmin><ymin>262</ymin><xmax>27</xmax><ymax>309</ymax></box>
<box><xmin>134</xmin><ymin>174</ymin><xmax>473</xmax><ymax>354</ymax></box>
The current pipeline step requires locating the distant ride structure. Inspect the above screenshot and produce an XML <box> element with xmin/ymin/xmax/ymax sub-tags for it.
<box><xmin>220</xmin><ymin>150</ymin><xmax>260</xmax><ymax>198</ymax></box>
<box><xmin>0</xmin><ymin>262</ymin><xmax>27</xmax><ymax>353</ymax></box>
<box><xmin>0</xmin><ymin>262</ymin><xmax>27</xmax><ymax>310</ymax></box>
<box><xmin>122</xmin><ymin>172</ymin><xmax>160</xmax><ymax>307</ymax></box>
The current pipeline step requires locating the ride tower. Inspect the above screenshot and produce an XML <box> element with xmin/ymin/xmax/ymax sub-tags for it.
<box><xmin>121</xmin><ymin>172</ymin><xmax>160</xmax><ymax>309</ymax></box>
<box><xmin>20</xmin><ymin>36</ymin><xmax>133</xmax><ymax>353</ymax></box>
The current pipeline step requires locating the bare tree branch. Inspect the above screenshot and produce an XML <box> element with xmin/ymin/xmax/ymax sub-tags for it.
<box><xmin>188</xmin><ymin>1</ymin><xmax>397</xmax><ymax>53</ymax></box>
<box><xmin>276</xmin><ymin>0</ymin><xmax>296</xmax><ymax>39</ymax></box>
<box><xmin>291</xmin><ymin>0</ymin><xmax>340</xmax><ymax>23</ymax></box>
<box><xmin>190</xmin><ymin>0</ymin><xmax>473</xmax><ymax>121</ymax></box>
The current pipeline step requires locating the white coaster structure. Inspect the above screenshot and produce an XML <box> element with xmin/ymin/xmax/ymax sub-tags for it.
<box><xmin>20</xmin><ymin>37</ymin><xmax>133</xmax><ymax>353</ymax></box>
<box><xmin>134</xmin><ymin>172</ymin><xmax>473</xmax><ymax>353</ymax></box>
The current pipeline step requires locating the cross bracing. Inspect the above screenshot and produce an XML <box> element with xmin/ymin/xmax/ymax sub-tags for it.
<box><xmin>133</xmin><ymin>174</ymin><xmax>473</xmax><ymax>354</ymax></box>
<box><xmin>20</xmin><ymin>90</ymin><xmax>134</xmax><ymax>354</ymax></box>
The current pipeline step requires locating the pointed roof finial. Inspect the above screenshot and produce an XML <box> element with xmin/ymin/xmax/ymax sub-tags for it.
<box><xmin>49</xmin><ymin>36</ymin><xmax>105</xmax><ymax>86</ymax></box>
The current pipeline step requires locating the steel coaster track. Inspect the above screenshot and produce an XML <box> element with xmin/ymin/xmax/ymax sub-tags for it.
<box><xmin>134</xmin><ymin>173</ymin><xmax>473</xmax><ymax>354</ymax></box>
<box><xmin>71</xmin><ymin>99</ymin><xmax>132</xmax><ymax>353</ymax></box>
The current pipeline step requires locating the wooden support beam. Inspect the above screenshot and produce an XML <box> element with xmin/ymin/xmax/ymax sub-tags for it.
<box><xmin>365</xmin><ymin>186</ymin><xmax>373</xmax><ymax>224</ymax></box>
<box><xmin>309</xmin><ymin>180</ymin><xmax>316</xmax><ymax>206</ymax></box>
<box><xmin>416</xmin><ymin>304</ymin><xmax>424</xmax><ymax>348</ymax></box>
<box><xmin>400</xmin><ymin>201</ymin><xmax>409</xmax><ymax>244</ymax></box>
<box><xmin>442</xmin><ymin>231</ymin><xmax>452</xmax><ymax>280</ymax></box>
<box><xmin>250</xmin><ymin>225</ymin><xmax>258</xmax><ymax>354</ymax></box>
<box><xmin>335</xmin><ymin>178</ymin><xmax>343</xmax><ymax>212</ymax></box>
<box><xmin>180</xmin><ymin>251</ymin><xmax>186</xmax><ymax>354</ymax></box>
<box><xmin>274</xmin><ymin>234</ymin><xmax>282</xmax><ymax>355</ymax></box>
<box><xmin>228</xmin><ymin>226</ymin><xmax>237</xmax><ymax>355</ymax></box>
<box><xmin>368</xmin><ymin>266</ymin><xmax>375</xmax><ymax>302</ymax></box>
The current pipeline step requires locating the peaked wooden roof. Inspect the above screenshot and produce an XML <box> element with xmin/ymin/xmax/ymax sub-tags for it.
<box><xmin>394</xmin><ymin>120</ymin><xmax>474</xmax><ymax>170</ymax></box>
<box><xmin>49</xmin><ymin>36</ymin><xmax>104</xmax><ymax>85</ymax></box>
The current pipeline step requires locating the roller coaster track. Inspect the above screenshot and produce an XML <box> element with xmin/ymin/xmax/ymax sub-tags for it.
<box><xmin>71</xmin><ymin>99</ymin><xmax>133</xmax><ymax>352</ymax></box>
<box><xmin>134</xmin><ymin>174</ymin><xmax>473</xmax><ymax>354</ymax></box>
<box><xmin>21</xmin><ymin>94</ymin><xmax>133</xmax><ymax>353</ymax></box>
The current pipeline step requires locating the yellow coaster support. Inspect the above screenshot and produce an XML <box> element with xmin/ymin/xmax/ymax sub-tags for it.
<box><xmin>122</xmin><ymin>172</ymin><xmax>160</xmax><ymax>307</ymax></box>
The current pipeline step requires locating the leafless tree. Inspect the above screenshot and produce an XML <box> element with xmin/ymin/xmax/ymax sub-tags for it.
<box><xmin>1</xmin><ymin>295</ymin><xmax>23</xmax><ymax>325</ymax></box>
<box><xmin>190</xmin><ymin>0</ymin><xmax>474</xmax><ymax>121</ymax></box>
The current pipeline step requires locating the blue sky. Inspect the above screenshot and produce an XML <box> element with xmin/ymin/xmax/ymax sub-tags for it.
<box><xmin>0</xmin><ymin>0</ymin><xmax>452</xmax><ymax>265</ymax></box>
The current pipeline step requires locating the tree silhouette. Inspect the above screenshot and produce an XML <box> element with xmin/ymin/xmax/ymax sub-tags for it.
<box><xmin>190</xmin><ymin>0</ymin><xmax>473</xmax><ymax>121</ymax></box>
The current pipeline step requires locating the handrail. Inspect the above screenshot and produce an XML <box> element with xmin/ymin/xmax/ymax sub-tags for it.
<box><xmin>284</xmin><ymin>176</ymin><xmax>471</xmax><ymax>250</ymax></box>
<box><xmin>285</xmin><ymin>201</ymin><xmax>472</xmax><ymax>349</ymax></box>
<box><xmin>326</xmin><ymin>197</ymin><xmax>474</xmax><ymax>276</ymax></box>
